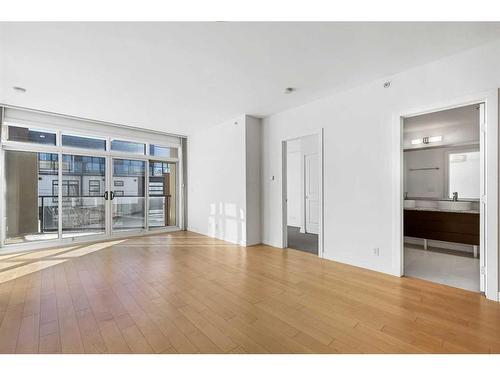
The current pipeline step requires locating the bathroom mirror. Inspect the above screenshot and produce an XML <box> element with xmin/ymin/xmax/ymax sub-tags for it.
<box><xmin>403</xmin><ymin>145</ymin><xmax>480</xmax><ymax>200</ymax></box>
<box><xmin>447</xmin><ymin>149</ymin><xmax>480</xmax><ymax>200</ymax></box>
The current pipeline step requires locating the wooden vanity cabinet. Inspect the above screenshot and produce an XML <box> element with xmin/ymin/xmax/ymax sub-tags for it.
<box><xmin>404</xmin><ymin>210</ymin><xmax>479</xmax><ymax>245</ymax></box>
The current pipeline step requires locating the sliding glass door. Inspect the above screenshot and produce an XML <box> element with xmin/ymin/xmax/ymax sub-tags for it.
<box><xmin>61</xmin><ymin>154</ymin><xmax>106</xmax><ymax>238</ymax></box>
<box><xmin>3</xmin><ymin>154</ymin><xmax>174</xmax><ymax>243</ymax></box>
<box><xmin>111</xmin><ymin>158</ymin><xmax>146</xmax><ymax>232</ymax></box>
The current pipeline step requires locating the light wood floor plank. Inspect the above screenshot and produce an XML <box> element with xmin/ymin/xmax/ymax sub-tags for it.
<box><xmin>0</xmin><ymin>230</ymin><xmax>500</xmax><ymax>353</ymax></box>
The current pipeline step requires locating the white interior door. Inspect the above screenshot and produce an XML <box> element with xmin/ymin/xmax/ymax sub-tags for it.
<box><xmin>305</xmin><ymin>153</ymin><xmax>319</xmax><ymax>234</ymax></box>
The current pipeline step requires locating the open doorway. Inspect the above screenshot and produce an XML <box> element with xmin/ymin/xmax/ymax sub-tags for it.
<box><xmin>283</xmin><ymin>134</ymin><xmax>320</xmax><ymax>255</ymax></box>
<box><xmin>402</xmin><ymin>104</ymin><xmax>483</xmax><ymax>292</ymax></box>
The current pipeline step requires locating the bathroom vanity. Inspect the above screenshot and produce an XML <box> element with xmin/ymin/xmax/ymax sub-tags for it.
<box><xmin>404</xmin><ymin>204</ymin><xmax>479</xmax><ymax>248</ymax></box>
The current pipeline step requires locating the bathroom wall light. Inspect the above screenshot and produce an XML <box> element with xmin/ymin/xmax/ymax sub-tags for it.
<box><xmin>427</xmin><ymin>136</ymin><xmax>443</xmax><ymax>143</ymax></box>
<box><xmin>411</xmin><ymin>136</ymin><xmax>442</xmax><ymax>145</ymax></box>
<box><xmin>411</xmin><ymin>138</ymin><xmax>423</xmax><ymax>145</ymax></box>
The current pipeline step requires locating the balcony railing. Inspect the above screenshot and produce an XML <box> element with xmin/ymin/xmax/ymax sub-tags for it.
<box><xmin>38</xmin><ymin>195</ymin><xmax>171</xmax><ymax>233</ymax></box>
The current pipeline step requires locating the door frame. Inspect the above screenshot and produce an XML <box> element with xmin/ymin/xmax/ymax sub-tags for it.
<box><xmin>281</xmin><ymin>129</ymin><xmax>324</xmax><ymax>258</ymax></box>
<box><xmin>394</xmin><ymin>90</ymin><xmax>498</xmax><ymax>301</ymax></box>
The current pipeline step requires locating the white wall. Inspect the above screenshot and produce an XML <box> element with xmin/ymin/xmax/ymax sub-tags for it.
<box><xmin>187</xmin><ymin>115</ymin><xmax>261</xmax><ymax>246</ymax></box>
<box><xmin>188</xmin><ymin>116</ymin><xmax>247</xmax><ymax>245</ymax></box>
<box><xmin>261</xmin><ymin>39</ymin><xmax>500</xmax><ymax>280</ymax></box>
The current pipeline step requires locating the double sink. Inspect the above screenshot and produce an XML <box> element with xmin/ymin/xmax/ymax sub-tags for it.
<box><xmin>404</xmin><ymin>199</ymin><xmax>472</xmax><ymax>212</ymax></box>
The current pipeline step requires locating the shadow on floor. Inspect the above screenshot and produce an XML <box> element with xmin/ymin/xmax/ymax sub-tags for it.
<box><xmin>287</xmin><ymin>226</ymin><xmax>318</xmax><ymax>255</ymax></box>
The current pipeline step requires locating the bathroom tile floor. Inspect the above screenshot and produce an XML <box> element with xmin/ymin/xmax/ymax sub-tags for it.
<box><xmin>404</xmin><ymin>244</ymin><xmax>480</xmax><ymax>292</ymax></box>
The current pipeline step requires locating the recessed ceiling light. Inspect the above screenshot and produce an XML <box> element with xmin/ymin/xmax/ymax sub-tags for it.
<box><xmin>284</xmin><ymin>87</ymin><xmax>295</xmax><ymax>94</ymax></box>
<box><xmin>12</xmin><ymin>86</ymin><xmax>27</xmax><ymax>93</ymax></box>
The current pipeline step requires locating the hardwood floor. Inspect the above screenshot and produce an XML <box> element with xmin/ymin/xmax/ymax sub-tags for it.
<box><xmin>1</xmin><ymin>231</ymin><xmax>500</xmax><ymax>354</ymax></box>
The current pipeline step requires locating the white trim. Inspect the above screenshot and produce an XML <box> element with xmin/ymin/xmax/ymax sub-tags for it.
<box><xmin>281</xmin><ymin>140</ymin><xmax>288</xmax><ymax>249</ymax></box>
<box><xmin>145</xmin><ymin>159</ymin><xmax>150</xmax><ymax>231</ymax></box>
<box><xmin>319</xmin><ymin>128</ymin><xmax>325</xmax><ymax>258</ymax></box>
<box><xmin>106</xmin><ymin>155</ymin><xmax>112</xmax><ymax>237</ymax></box>
<box><xmin>0</xmin><ymin>106</ymin><xmax>4</xmax><ymax>247</ymax></box>
<box><xmin>281</xmin><ymin>129</ymin><xmax>324</xmax><ymax>258</ymax></box>
<box><xmin>57</xmin><ymin>151</ymin><xmax>63</xmax><ymax>240</ymax></box>
<box><xmin>394</xmin><ymin>90</ymin><xmax>498</xmax><ymax>302</ymax></box>
<box><xmin>479</xmin><ymin>102</ymin><xmax>487</xmax><ymax>293</ymax></box>
<box><xmin>0</xmin><ymin>133</ymin><xmax>4</xmax><ymax>247</ymax></box>
<box><xmin>178</xmin><ymin>144</ymin><xmax>184</xmax><ymax>230</ymax></box>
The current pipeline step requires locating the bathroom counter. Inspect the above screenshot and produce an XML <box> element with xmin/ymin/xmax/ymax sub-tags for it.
<box><xmin>404</xmin><ymin>207</ymin><xmax>479</xmax><ymax>214</ymax></box>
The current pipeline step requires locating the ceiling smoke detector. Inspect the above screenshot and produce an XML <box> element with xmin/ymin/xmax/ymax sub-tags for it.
<box><xmin>284</xmin><ymin>87</ymin><xmax>295</xmax><ymax>94</ymax></box>
<box><xmin>12</xmin><ymin>86</ymin><xmax>27</xmax><ymax>93</ymax></box>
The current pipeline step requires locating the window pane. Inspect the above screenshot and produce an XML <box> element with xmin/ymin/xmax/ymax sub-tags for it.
<box><xmin>111</xmin><ymin>140</ymin><xmax>145</xmax><ymax>154</ymax></box>
<box><xmin>148</xmin><ymin>161</ymin><xmax>176</xmax><ymax>228</ymax></box>
<box><xmin>8</xmin><ymin>125</ymin><xmax>56</xmax><ymax>145</ymax></box>
<box><xmin>62</xmin><ymin>155</ymin><xmax>106</xmax><ymax>238</ymax></box>
<box><xmin>4</xmin><ymin>150</ymin><xmax>59</xmax><ymax>244</ymax></box>
<box><xmin>149</xmin><ymin>144</ymin><xmax>178</xmax><ymax>158</ymax></box>
<box><xmin>62</xmin><ymin>134</ymin><xmax>106</xmax><ymax>150</ymax></box>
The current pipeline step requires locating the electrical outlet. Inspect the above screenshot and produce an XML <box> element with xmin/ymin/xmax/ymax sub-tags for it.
<box><xmin>373</xmin><ymin>247</ymin><xmax>380</xmax><ymax>256</ymax></box>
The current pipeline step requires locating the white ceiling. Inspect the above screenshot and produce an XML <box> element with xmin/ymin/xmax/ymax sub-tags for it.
<box><xmin>1</xmin><ymin>22</ymin><xmax>500</xmax><ymax>135</ymax></box>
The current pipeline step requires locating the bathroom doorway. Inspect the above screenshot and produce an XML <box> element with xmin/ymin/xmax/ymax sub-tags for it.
<box><xmin>282</xmin><ymin>133</ymin><xmax>323</xmax><ymax>256</ymax></box>
<box><xmin>402</xmin><ymin>103</ymin><xmax>484</xmax><ymax>292</ymax></box>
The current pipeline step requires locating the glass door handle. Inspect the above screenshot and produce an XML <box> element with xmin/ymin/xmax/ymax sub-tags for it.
<box><xmin>104</xmin><ymin>191</ymin><xmax>109</xmax><ymax>200</ymax></box>
<box><xmin>110</xmin><ymin>191</ymin><xmax>115</xmax><ymax>200</ymax></box>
